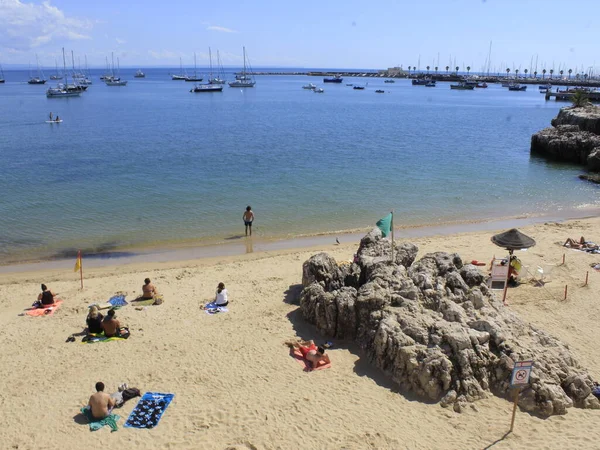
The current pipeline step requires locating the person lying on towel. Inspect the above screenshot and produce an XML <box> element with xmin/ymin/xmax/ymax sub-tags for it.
<box><xmin>36</xmin><ymin>283</ymin><xmax>57</xmax><ymax>306</ymax></box>
<box><xmin>88</xmin><ymin>382</ymin><xmax>117</xmax><ymax>420</ymax></box>
<box><xmin>287</xmin><ymin>340</ymin><xmax>330</xmax><ymax>369</ymax></box>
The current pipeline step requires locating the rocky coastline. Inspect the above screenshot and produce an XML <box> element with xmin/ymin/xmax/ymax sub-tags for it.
<box><xmin>531</xmin><ymin>105</ymin><xmax>600</xmax><ymax>172</ymax></box>
<box><xmin>298</xmin><ymin>229</ymin><xmax>600</xmax><ymax>416</ymax></box>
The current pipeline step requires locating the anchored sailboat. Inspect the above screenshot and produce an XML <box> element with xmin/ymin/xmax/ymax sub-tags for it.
<box><xmin>185</xmin><ymin>53</ymin><xmax>203</xmax><ymax>82</ymax></box>
<box><xmin>0</xmin><ymin>64</ymin><xmax>5</xmax><ymax>83</ymax></box>
<box><xmin>49</xmin><ymin>60</ymin><xmax>62</xmax><ymax>80</ymax></box>
<box><xmin>208</xmin><ymin>48</ymin><xmax>226</xmax><ymax>85</ymax></box>
<box><xmin>105</xmin><ymin>53</ymin><xmax>127</xmax><ymax>86</ymax></box>
<box><xmin>171</xmin><ymin>58</ymin><xmax>187</xmax><ymax>80</ymax></box>
<box><xmin>28</xmin><ymin>55</ymin><xmax>47</xmax><ymax>84</ymax></box>
<box><xmin>229</xmin><ymin>47</ymin><xmax>255</xmax><ymax>88</ymax></box>
<box><xmin>46</xmin><ymin>48</ymin><xmax>81</xmax><ymax>98</ymax></box>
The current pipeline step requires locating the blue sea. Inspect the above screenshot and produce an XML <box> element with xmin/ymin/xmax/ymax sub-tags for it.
<box><xmin>0</xmin><ymin>68</ymin><xmax>598</xmax><ymax>264</ymax></box>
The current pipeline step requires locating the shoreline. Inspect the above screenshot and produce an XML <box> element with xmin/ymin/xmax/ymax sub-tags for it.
<box><xmin>2</xmin><ymin>207</ymin><xmax>599</xmax><ymax>275</ymax></box>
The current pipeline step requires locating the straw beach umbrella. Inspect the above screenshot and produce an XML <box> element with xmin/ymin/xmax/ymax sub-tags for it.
<box><xmin>491</xmin><ymin>228</ymin><xmax>536</xmax><ymax>304</ymax></box>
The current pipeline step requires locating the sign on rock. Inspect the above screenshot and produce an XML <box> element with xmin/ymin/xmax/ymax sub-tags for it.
<box><xmin>511</xmin><ymin>360</ymin><xmax>533</xmax><ymax>387</ymax></box>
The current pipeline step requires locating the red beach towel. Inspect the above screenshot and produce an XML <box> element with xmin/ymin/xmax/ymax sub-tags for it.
<box><xmin>290</xmin><ymin>348</ymin><xmax>331</xmax><ymax>371</ymax></box>
<box><xmin>25</xmin><ymin>300</ymin><xmax>63</xmax><ymax>317</ymax></box>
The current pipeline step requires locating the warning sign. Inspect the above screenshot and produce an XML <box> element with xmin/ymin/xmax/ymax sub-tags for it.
<box><xmin>510</xmin><ymin>360</ymin><xmax>533</xmax><ymax>387</ymax></box>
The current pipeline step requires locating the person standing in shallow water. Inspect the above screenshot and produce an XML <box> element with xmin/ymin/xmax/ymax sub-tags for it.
<box><xmin>243</xmin><ymin>206</ymin><xmax>254</xmax><ymax>236</ymax></box>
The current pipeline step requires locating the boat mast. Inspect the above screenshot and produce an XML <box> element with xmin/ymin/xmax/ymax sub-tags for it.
<box><xmin>62</xmin><ymin>47</ymin><xmax>69</xmax><ymax>85</ymax></box>
<box><xmin>209</xmin><ymin>47</ymin><xmax>213</xmax><ymax>79</ymax></box>
<box><xmin>243</xmin><ymin>46</ymin><xmax>247</xmax><ymax>76</ymax></box>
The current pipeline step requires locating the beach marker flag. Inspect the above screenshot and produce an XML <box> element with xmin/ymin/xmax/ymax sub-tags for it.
<box><xmin>74</xmin><ymin>250</ymin><xmax>83</xmax><ymax>289</ymax></box>
<box><xmin>376</xmin><ymin>212</ymin><xmax>395</xmax><ymax>262</ymax></box>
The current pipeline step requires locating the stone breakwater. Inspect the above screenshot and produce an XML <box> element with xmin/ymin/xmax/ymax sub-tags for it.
<box><xmin>298</xmin><ymin>228</ymin><xmax>600</xmax><ymax>416</ymax></box>
<box><xmin>531</xmin><ymin>105</ymin><xmax>600</xmax><ymax>171</ymax></box>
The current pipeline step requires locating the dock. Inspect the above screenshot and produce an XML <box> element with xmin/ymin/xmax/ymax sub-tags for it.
<box><xmin>545</xmin><ymin>91</ymin><xmax>600</xmax><ymax>102</ymax></box>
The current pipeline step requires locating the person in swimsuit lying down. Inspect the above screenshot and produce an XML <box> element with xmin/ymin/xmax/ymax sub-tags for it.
<box><xmin>142</xmin><ymin>278</ymin><xmax>158</xmax><ymax>299</ymax></box>
<box><xmin>88</xmin><ymin>382</ymin><xmax>117</xmax><ymax>420</ymax></box>
<box><xmin>564</xmin><ymin>237</ymin><xmax>587</xmax><ymax>249</ymax></box>
<box><xmin>37</xmin><ymin>284</ymin><xmax>57</xmax><ymax>306</ymax></box>
<box><xmin>286</xmin><ymin>340</ymin><xmax>331</xmax><ymax>369</ymax></box>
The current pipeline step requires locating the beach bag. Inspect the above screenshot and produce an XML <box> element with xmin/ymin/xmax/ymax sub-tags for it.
<box><xmin>122</xmin><ymin>388</ymin><xmax>141</xmax><ymax>402</ymax></box>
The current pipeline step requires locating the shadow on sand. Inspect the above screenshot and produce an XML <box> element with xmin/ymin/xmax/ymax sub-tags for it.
<box><xmin>482</xmin><ymin>431</ymin><xmax>511</xmax><ymax>450</ymax></box>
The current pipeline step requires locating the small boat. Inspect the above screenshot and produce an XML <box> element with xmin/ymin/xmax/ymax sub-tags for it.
<box><xmin>384</xmin><ymin>79</ymin><xmax>395</xmax><ymax>83</ymax></box>
<box><xmin>190</xmin><ymin>84</ymin><xmax>223</xmax><ymax>93</ymax></box>
<box><xmin>425</xmin><ymin>81</ymin><xmax>436</xmax><ymax>87</ymax></box>
<box><xmin>172</xmin><ymin>58</ymin><xmax>187</xmax><ymax>80</ymax></box>
<box><xmin>134</xmin><ymin>69</ymin><xmax>145</xmax><ymax>78</ymax></box>
<box><xmin>412</xmin><ymin>78</ymin><xmax>434</xmax><ymax>86</ymax></box>
<box><xmin>375</xmin><ymin>89</ymin><xmax>385</xmax><ymax>93</ymax></box>
<box><xmin>28</xmin><ymin>77</ymin><xmax>46</xmax><ymax>85</ymax></box>
<box><xmin>106</xmin><ymin>80</ymin><xmax>128</xmax><ymax>86</ymax></box>
<box><xmin>45</xmin><ymin>119</ymin><xmax>63</xmax><ymax>123</ymax></box>
<box><xmin>323</xmin><ymin>75</ymin><xmax>343</xmax><ymax>83</ymax></box>
<box><xmin>314</xmin><ymin>87</ymin><xmax>324</xmax><ymax>93</ymax></box>
<box><xmin>0</xmin><ymin>64</ymin><xmax>5</xmax><ymax>83</ymax></box>
<box><xmin>228</xmin><ymin>47</ymin><xmax>255</xmax><ymax>88</ymax></box>
<box><xmin>475</xmin><ymin>82</ymin><xmax>488</xmax><ymax>88</ymax></box>
<box><xmin>508</xmin><ymin>83</ymin><xmax>527</xmax><ymax>91</ymax></box>
<box><xmin>538</xmin><ymin>84</ymin><xmax>552</xmax><ymax>90</ymax></box>
<box><xmin>353</xmin><ymin>85</ymin><xmax>365</xmax><ymax>90</ymax></box>
<box><xmin>302</xmin><ymin>83</ymin><xmax>317</xmax><ymax>90</ymax></box>
<box><xmin>28</xmin><ymin>55</ymin><xmax>46</xmax><ymax>84</ymax></box>
<box><xmin>49</xmin><ymin>60</ymin><xmax>62</xmax><ymax>80</ymax></box>
<box><xmin>450</xmin><ymin>82</ymin><xmax>475</xmax><ymax>90</ymax></box>
<box><xmin>185</xmin><ymin>76</ymin><xmax>203</xmax><ymax>82</ymax></box>
<box><xmin>105</xmin><ymin>53</ymin><xmax>127</xmax><ymax>86</ymax></box>
<box><xmin>346</xmin><ymin>83</ymin><xmax>353</xmax><ymax>86</ymax></box>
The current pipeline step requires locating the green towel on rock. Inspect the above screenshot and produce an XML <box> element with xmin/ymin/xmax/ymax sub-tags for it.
<box><xmin>81</xmin><ymin>406</ymin><xmax>120</xmax><ymax>432</ymax></box>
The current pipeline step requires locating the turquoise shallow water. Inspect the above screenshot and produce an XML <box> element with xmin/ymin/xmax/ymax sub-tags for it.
<box><xmin>0</xmin><ymin>68</ymin><xmax>598</xmax><ymax>263</ymax></box>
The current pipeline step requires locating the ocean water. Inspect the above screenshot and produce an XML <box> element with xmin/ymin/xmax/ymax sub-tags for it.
<box><xmin>0</xmin><ymin>68</ymin><xmax>598</xmax><ymax>263</ymax></box>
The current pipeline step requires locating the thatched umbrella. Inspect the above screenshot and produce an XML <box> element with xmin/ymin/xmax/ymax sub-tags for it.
<box><xmin>491</xmin><ymin>228</ymin><xmax>536</xmax><ymax>254</ymax></box>
<box><xmin>490</xmin><ymin>228</ymin><xmax>536</xmax><ymax>304</ymax></box>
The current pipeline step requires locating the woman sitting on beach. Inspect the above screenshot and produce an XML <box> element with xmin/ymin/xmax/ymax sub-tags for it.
<box><xmin>86</xmin><ymin>306</ymin><xmax>104</xmax><ymax>334</ymax></box>
<box><xmin>37</xmin><ymin>284</ymin><xmax>57</xmax><ymax>306</ymax></box>
<box><xmin>142</xmin><ymin>278</ymin><xmax>158</xmax><ymax>299</ymax></box>
<box><xmin>286</xmin><ymin>339</ymin><xmax>330</xmax><ymax>369</ymax></box>
<box><xmin>214</xmin><ymin>282</ymin><xmax>228</xmax><ymax>307</ymax></box>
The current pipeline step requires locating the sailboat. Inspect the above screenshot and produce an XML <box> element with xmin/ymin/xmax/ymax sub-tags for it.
<box><xmin>228</xmin><ymin>47</ymin><xmax>255</xmax><ymax>88</ymax></box>
<box><xmin>0</xmin><ymin>64</ymin><xmax>5</xmax><ymax>83</ymax></box>
<box><xmin>171</xmin><ymin>58</ymin><xmax>187</xmax><ymax>80</ymax></box>
<box><xmin>49</xmin><ymin>60</ymin><xmax>63</xmax><ymax>80</ymax></box>
<box><xmin>208</xmin><ymin>48</ymin><xmax>226</xmax><ymax>85</ymax></box>
<box><xmin>46</xmin><ymin>48</ymin><xmax>81</xmax><ymax>98</ymax></box>
<box><xmin>28</xmin><ymin>55</ymin><xmax>47</xmax><ymax>84</ymax></box>
<box><xmin>105</xmin><ymin>53</ymin><xmax>127</xmax><ymax>86</ymax></box>
<box><xmin>185</xmin><ymin>53</ymin><xmax>203</xmax><ymax>82</ymax></box>
<box><xmin>75</xmin><ymin>55</ymin><xmax>93</xmax><ymax>85</ymax></box>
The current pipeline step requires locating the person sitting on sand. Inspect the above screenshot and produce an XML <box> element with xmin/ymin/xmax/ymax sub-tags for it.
<box><xmin>88</xmin><ymin>382</ymin><xmax>116</xmax><ymax>420</ymax></box>
<box><xmin>142</xmin><ymin>278</ymin><xmax>158</xmax><ymax>299</ymax></box>
<box><xmin>215</xmin><ymin>282</ymin><xmax>228</xmax><ymax>307</ymax></box>
<box><xmin>286</xmin><ymin>339</ymin><xmax>331</xmax><ymax>369</ymax></box>
<box><xmin>37</xmin><ymin>284</ymin><xmax>57</xmax><ymax>306</ymax></box>
<box><xmin>101</xmin><ymin>309</ymin><xmax>121</xmax><ymax>338</ymax></box>
<box><xmin>86</xmin><ymin>306</ymin><xmax>104</xmax><ymax>334</ymax></box>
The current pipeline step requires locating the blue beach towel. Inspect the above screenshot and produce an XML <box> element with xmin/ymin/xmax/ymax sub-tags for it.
<box><xmin>108</xmin><ymin>295</ymin><xmax>128</xmax><ymax>307</ymax></box>
<box><xmin>593</xmin><ymin>386</ymin><xmax>600</xmax><ymax>399</ymax></box>
<box><xmin>80</xmin><ymin>406</ymin><xmax>120</xmax><ymax>432</ymax></box>
<box><xmin>204</xmin><ymin>302</ymin><xmax>228</xmax><ymax>314</ymax></box>
<box><xmin>124</xmin><ymin>392</ymin><xmax>174</xmax><ymax>429</ymax></box>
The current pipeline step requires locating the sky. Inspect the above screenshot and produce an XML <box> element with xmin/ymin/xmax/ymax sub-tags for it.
<box><xmin>0</xmin><ymin>0</ymin><xmax>598</xmax><ymax>72</ymax></box>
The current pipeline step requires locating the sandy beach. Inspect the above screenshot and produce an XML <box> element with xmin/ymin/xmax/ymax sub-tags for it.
<box><xmin>1</xmin><ymin>217</ymin><xmax>600</xmax><ymax>450</ymax></box>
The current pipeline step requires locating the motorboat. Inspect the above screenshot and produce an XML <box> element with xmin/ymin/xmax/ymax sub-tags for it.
<box><xmin>375</xmin><ymin>89</ymin><xmax>385</xmax><ymax>93</ymax></box>
<box><xmin>384</xmin><ymin>79</ymin><xmax>395</xmax><ymax>83</ymax></box>
<box><xmin>134</xmin><ymin>70</ymin><xmax>145</xmax><ymax>78</ymax></box>
<box><xmin>508</xmin><ymin>83</ymin><xmax>527</xmax><ymax>91</ymax></box>
<box><xmin>314</xmin><ymin>87</ymin><xmax>324</xmax><ymax>93</ymax></box>
<box><xmin>46</xmin><ymin>87</ymin><xmax>80</xmax><ymax>98</ymax></box>
<box><xmin>412</xmin><ymin>78</ymin><xmax>434</xmax><ymax>86</ymax></box>
<box><xmin>302</xmin><ymin>83</ymin><xmax>317</xmax><ymax>90</ymax></box>
<box><xmin>450</xmin><ymin>82</ymin><xmax>475</xmax><ymax>90</ymax></box>
<box><xmin>353</xmin><ymin>85</ymin><xmax>365</xmax><ymax>90</ymax></box>
<box><xmin>425</xmin><ymin>81</ymin><xmax>436</xmax><ymax>87</ymax></box>
<box><xmin>323</xmin><ymin>75</ymin><xmax>343</xmax><ymax>83</ymax></box>
<box><xmin>475</xmin><ymin>82</ymin><xmax>488</xmax><ymax>88</ymax></box>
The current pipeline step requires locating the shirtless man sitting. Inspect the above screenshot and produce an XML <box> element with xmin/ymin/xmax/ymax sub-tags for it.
<box><xmin>286</xmin><ymin>339</ymin><xmax>331</xmax><ymax>369</ymax></box>
<box><xmin>88</xmin><ymin>382</ymin><xmax>116</xmax><ymax>420</ymax></box>
<box><xmin>101</xmin><ymin>309</ymin><xmax>121</xmax><ymax>338</ymax></box>
<box><xmin>142</xmin><ymin>278</ymin><xmax>158</xmax><ymax>299</ymax></box>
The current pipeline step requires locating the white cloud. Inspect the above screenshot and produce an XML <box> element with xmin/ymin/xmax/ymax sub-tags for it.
<box><xmin>0</xmin><ymin>0</ymin><xmax>93</xmax><ymax>52</ymax></box>
<box><xmin>115</xmin><ymin>38</ymin><xmax>126</xmax><ymax>45</ymax></box>
<box><xmin>206</xmin><ymin>25</ymin><xmax>237</xmax><ymax>33</ymax></box>
<box><xmin>148</xmin><ymin>49</ymin><xmax>186</xmax><ymax>60</ymax></box>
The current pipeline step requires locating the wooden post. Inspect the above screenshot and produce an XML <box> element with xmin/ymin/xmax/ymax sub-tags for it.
<box><xmin>564</xmin><ymin>284</ymin><xmax>568</xmax><ymax>300</ymax></box>
<box><xmin>390</xmin><ymin>210</ymin><xmax>394</xmax><ymax>264</ymax></box>
<box><xmin>509</xmin><ymin>388</ymin><xmax>520</xmax><ymax>432</ymax></box>
<box><xmin>585</xmin><ymin>271</ymin><xmax>589</xmax><ymax>286</ymax></box>
<box><xmin>562</xmin><ymin>253</ymin><xmax>565</xmax><ymax>265</ymax></box>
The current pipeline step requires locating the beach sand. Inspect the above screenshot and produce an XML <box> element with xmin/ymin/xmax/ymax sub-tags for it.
<box><xmin>1</xmin><ymin>217</ymin><xmax>600</xmax><ymax>449</ymax></box>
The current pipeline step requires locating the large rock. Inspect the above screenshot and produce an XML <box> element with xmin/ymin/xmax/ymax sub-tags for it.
<box><xmin>298</xmin><ymin>230</ymin><xmax>599</xmax><ymax>417</ymax></box>
<box><xmin>531</xmin><ymin>105</ymin><xmax>600</xmax><ymax>172</ymax></box>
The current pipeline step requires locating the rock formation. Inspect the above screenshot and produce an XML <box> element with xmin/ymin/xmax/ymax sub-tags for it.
<box><xmin>531</xmin><ymin>105</ymin><xmax>600</xmax><ymax>172</ymax></box>
<box><xmin>299</xmin><ymin>229</ymin><xmax>600</xmax><ymax>416</ymax></box>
